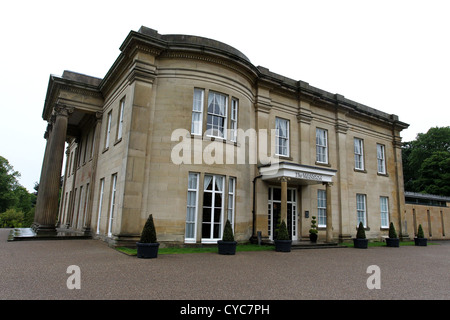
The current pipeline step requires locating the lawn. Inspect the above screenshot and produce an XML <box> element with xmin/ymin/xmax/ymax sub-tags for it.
<box><xmin>116</xmin><ymin>243</ymin><xmax>275</xmax><ymax>256</ymax></box>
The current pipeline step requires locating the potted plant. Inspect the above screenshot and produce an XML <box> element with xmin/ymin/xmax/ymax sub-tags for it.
<box><xmin>274</xmin><ymin>220</ymin><xmax>292</xmax><ymax>252</ymax></box>
<box><xmin>136</xmin><ymin>214</ymin><xmax>160</xmax><ymax>258</ymax></box>
<box><xmin>309</xmin><ymin>216</ymin><xmax>318</xmax><ymax>243</ymax></box>
<box><xmin>414</xmin><ymin>224</ymin><xmax>427</xmax><ymax>246</ymax></box>
<box><xmin>386</xmin><ymin>222</ymin><xmax>399</xmax><ymax>247</ymax></box>
<box><xmin>218</xmin><ymin>219</ymin><xmax>237</xmax><ymax>255</ymax></box>
<box><xmin>353</xmin><ymin>221</ymin><xmax>368</xmax><ymax>249</ymax></box>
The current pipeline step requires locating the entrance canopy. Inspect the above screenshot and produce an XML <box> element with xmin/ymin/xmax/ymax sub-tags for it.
<box><xmin>259</xmin><ymin>162</ymin><xmax>337</xmax><ymax>185</ymax></box>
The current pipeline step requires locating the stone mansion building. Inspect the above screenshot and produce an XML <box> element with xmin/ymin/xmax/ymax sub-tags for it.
<box><xmin>32</xmin><ymin>26</ymin><xmax>415</xmax><ymax>246</ymax></box>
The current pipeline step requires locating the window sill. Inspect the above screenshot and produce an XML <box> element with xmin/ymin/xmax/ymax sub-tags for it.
<box><xmin>354</xmin><ymin>168</ymin><xmax>367</xmax><ymax>173</ymax></box>
<box><xmin>377</xmin><ymin>172</ymin><xmax>389</xmax><ymax>177</ymax></box>
<box><xmin>315</xmin><ymin>161</ymin><xmax>331</xmax><ymax>168</ymax></box>
<box><xmin>102</xmin><ymin>147</ymin><xmax>109</xmax><ymax>154</ymax></box>
<box><xmin>114</xmin><ymin>138</ymin><xmax>122</xmax><ymax>146</ymax></box>
<box><xmin>276</xmin><ymin>155</ymin><xmax>292</xmax><ymax>161</ymax></box>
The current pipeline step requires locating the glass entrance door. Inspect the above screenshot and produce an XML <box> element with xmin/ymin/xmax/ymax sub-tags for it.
<box><xmin>268</xmin><ymin>187</ymin><xmax>297</xmax><ymax>240</ymax></box>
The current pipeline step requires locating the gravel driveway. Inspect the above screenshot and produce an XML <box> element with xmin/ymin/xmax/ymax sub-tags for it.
<box><xmin>1</xmin><ymin>229</ymin><xmax>449</xmax><ymax>301</ymax></box>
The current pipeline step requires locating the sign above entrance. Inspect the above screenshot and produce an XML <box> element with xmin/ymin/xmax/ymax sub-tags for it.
<box><xmin>295</xmin><ymin>172</ymin><xmax>323</xmax><ymax>182</ymax></box>
<box><xmin>259</xmin><ymin>161</ymin><xmax>337</xmax><ymax>185</ymax></box>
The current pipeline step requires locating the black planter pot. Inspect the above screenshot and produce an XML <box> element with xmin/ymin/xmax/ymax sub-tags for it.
<box><xmin>414</xmin><ymin>238</ymin><xmax>428</xmax><ymax>246</ymax></box>
<box><xmin>218</xmin><ymin>241</ymin><xmax>237</xmax><ymax>255</ymax></box>
<box><xmin>353</xmin><ymin>238</ymin><xmax>368</xmax><ymax>249</ymax></box>
<box><xmin>386</xmin><ymin>238</ymin><xmax>400</xmax><ymax>247</ymax></box>
<box><xmin>275</xmin><ymin>240</ymin><xmax>292</xmax><ymax>252</ymax></box>
<box><xmin>309</xmin><ymin>233</ymin><xmax>318</xmax><ymax>243</ymax></box>
<box><xmin>136</xmin><ymin>242</ymin><xmax>160</xmax><ymax>258</ymax></box>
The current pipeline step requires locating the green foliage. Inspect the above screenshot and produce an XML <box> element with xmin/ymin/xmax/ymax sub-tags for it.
<box><xmin>0</xmin><ymin>156</ymin><xmax>21</xmax><ymax>213</ymax></box>
<box><xmin>0</xmin><ymin>156</ymin><xmax>36</xmax><ymax>227</ymax></box>
<box><xmin>388</xmin><ymin>222</ymin><xmax>398</xmax><ymax>239</ymax></box>
<box><xmin>222</xmin><ymin>219</ymin><xmax>234</xmax><ymax>242</ymax></box>
<box><xmin>403</xmin><ymin>126</ymin><xmax>450</xmax><ymax>196</ymax></box>
<box><xmin>276</xmin><ymin>220</ymin><xmax>290</xmax><ymax>241</ymax></box>
<box><xmin>356</xmin><ymin>222</ymin><xmax>366</xmax><ymax>239</ymax></box>
<box><xmin>417</xmin><ymin>224</ymin><xmax>425</xmax><ymax>239</ymax></box>
<box><xmin>139</xmin><ymin>214</ymin><xmax>157</xmax><ymax>243</ymax></box>
<box><xmin>309</xmin><ymin>216</ymin><xmax>318</xmax><ymax>234</ymax></box>
<box><xmin>0</xmin><ymin>208</ymin><xmax>24</xmax><ymax>228</ymax></box>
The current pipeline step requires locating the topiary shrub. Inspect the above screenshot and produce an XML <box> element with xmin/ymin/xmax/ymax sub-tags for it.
<box><xmin>276</xmin><ymin>220</ymin><xmax>290</xmax><ymax>241</ymax></box>
<box><xmin>309</xmin><ymin>216</ymin><xmax>318</xmax><ymax>234</ymax></box>
<box><xmin>417</xmin><ymin>224</ymin><xmax>425</xmax><ymax>238</ymax></box>
<box><xmin>139</xmin><ymin>214</ymin><xmax>157</xmax><ymax>243</ymax></box>
<box><xmin>222</xmin><ymin>219</ymin><xmax>234</xmax><ymax>242</ymax></box>
<box><xmin>388</xmin><ymin>222</ymin><xmax>398</xmax><ymax>239</ymax></box>
<box><xmin>356</xmin><ymin>221</ymin><xmax>366</xmax><ymax>239</ymax></box>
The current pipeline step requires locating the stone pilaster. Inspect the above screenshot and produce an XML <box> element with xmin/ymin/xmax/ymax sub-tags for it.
<box><xmin>324</xmin><ymin>182</ymin><xmax>333</xmax><ymax>243</ymax></box>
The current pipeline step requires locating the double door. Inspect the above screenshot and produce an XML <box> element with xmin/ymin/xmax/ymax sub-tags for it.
<box><xmin>268</xmin><ymin>187</ymin><xmax>297</xmax><ymax>241</ymax></box>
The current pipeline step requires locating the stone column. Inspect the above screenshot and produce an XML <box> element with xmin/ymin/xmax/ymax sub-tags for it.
<box><xmin>280</xmin><ymin>177</ymin><xmax>288</xmax><ymax>223</ymax></box>
<box><xmin>32</xmin><ymin>123</ymin><xmax>53</xmax><ymax>231</ymax></box>
<box><xmin>33</xmin><ymin>105</ymin><xmax>73</xmax><ymax>235</ymax></box>
<box><xmin>325</xmin><ymin>182</ymin><xmax>333</xmax><ymax>243</ymax></box>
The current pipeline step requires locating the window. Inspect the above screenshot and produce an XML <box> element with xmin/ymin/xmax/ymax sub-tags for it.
<box><xmin>191</xmin><ymin>89</ymin><xmax>204</xmax><ymax>135</ymax></box>
<box><xmin>185</xmin><ymin>173</ymin><xmax>199</xmax><ymax>242</ymax></box>
<box><xmin>90</xmin><ymin>126</ymin><xmax>95</xmax><ymax>159</ymax></box>
<box><xmin>230</xmin><ymin>98</ymin><xmax>238</xmax><ymax>142</ymax></box>
<box><xmin>107</xmin><ymin>174</ymin><xmax>117</xmax><ymax>237</ymax></box>
<box><xmin>105</xmin><ymin>111</ymin><xmax>112</xmax><ymax>149</ymax></box>
<box><xmin>227</xmin><ymin>177</ymin><xmax>236</xmax><ymax>229</ymax></box>
<box><xmin>96</xmin><ymin>178</ymin><xmax>105</xmax><ymax>234</ymax></box>
<box><xmin>354</xmin><ymin>138</ymin><xmax>364</xmax><ymax>170</ymax></box>
<box><xmin>202</xmin><ymin>174</ymin><xmax>224</xmax><ymax>242</ymax></box>
<box><xmin>317</xmin><ymin>189</ymin><xmax>327</xmax><ymax>227</ymax></box>
<box><xmin>117</xmin><ymin>98</ymin><xmax>125</xmax><ymax>141</ymax></box>
<box><xmin>356</xmin><ymin>194</ymin><xmax>367</xmax><ymax>227</ymax></box>
<box><xmin>377</xmin><ymin>144</ymin><xmax>386</xmax><ymax>174</ymax></box>
<box><xmin>380</xmin><ymin>196</ymin><xmax>389</xmax><ymax>228</ymax></box>
<box><xmin>76</xmin><ymin>186</ymin><xmax>83</xmax><ymax>229</ymax></box>
<box><xmin>275</xmin><ymin>117</ymin><xmax>289</xmax><ymax>156</ymax></box>
<box><xmin>316</xmin><ymin>128</ymin><xmax>328</xmax><ymax>164</ymax></box>
<box><xmin>206</xmin><ymin>91</ymin><xmax>228</xmax><ymax>139</ymax></box>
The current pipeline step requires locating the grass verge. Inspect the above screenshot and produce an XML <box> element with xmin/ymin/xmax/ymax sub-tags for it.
<box><xmin>339</xmin><ymin>241</ymin><xmax>438</xmax><ymax>248</ymax></box>
<box><xmin>116</xmin><ymin>243</ymin><xmax>274</xmax><ymax>256</ymax></box>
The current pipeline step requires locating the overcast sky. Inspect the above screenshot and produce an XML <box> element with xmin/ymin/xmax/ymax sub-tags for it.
<box><xmin>1</xmin><ymin>0</ymin><xmax>449</xmax><ymax>192</ymax></box>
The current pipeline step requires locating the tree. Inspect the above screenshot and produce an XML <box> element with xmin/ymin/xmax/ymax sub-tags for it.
<box><xmin>0</xmin><ymin>156</ymin><xmax>21</xmax><ymax>213</ymax></box>
<box><xmin>402</xmin><ymin>127</ymin><xmax>450</xmax><ymax>196</ymax></box>
<box><xmin>0</xmin><ymin>155</ymin><xmax>36</xmax><ymax>227</ymax></box>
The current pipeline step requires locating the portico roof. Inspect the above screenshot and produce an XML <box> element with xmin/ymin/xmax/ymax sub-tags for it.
<box><xmin>259</xmin><ymin>162</ymin><xmax>337</xmax><ymax>185</ymax></box>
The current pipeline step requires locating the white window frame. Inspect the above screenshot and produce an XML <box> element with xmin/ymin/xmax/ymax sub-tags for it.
<box><xmin>202</xmin><ymin>174</ymin><xmax>225</xmax><ymax>243</ymax></box>
<box><xmin>380</xmin><ymin>196</ymin><xmax>389</xmax><ymax>229</ymax></box>
<box><xmin>316</xmin><ymin>128</ymin><xmax>328</xmax><ymax>164</ymax></box>
<box><xmin>191</xmin><ymin>88</ymin><xmax>204</xmax><ymax>135</ymax></box>
<box><xmin>354</xmin><ymin>138</ymin><xmax>364</xmax><ymax>170</ymax></box>
<box><xmin>227</xmin><ymin>177</ymin><xmax>236</xmax><ymax>231</ymax></box>
<box><xmin>96</xmin><ymin>178</ymin><xmax>105</xmax><ymax>234</ymax></box>
<box><xmin>185</xmin><ymin>172</ymin><xmax>199</xmax><ymax>243</ymax></box>
<box><xmin>117</xmin><ymin>98</ymin><xmax>125</xmax><ymax>141</ymax></box>
<box><xmin>230</xmin><ymin>98</ymin><xmax>238</xmax><ymax>142</ymax></box>
<box><xmin>206</xmin><ymin>91</ymin><xmax>228</xmax><ymax>139</ymax></box>
<box><xmin>105</xmin><ymin>111</ymin><xmax>112</xmax><ymax>149</ymax></box>
<box><xmin>357</xmin><ymin>194</ymin><xmax>367</xmax><ymax>227</ymax></box>
<box><xmin>317</xmin><ymin>189</ymin><xmax>327</xmax><ymax>227</ymax></box>
<box><xmin>107</xmin><ymin>174</ymin><xmax>118</xmax><ymax>237</ymax></box>
<box><xmin>377</xmin><ymin>144</ymin><xmax>386</xmax><ymax>174</ymax></box>
<box><xmin>275</xmin><ymin>117</ymin><xmax>289</xmax><ymax>157</ymax></box>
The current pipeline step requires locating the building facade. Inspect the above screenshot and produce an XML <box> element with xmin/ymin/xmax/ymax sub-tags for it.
<box><xmin>33</xmin><ymin>26</ymin><xmax>412</xmax><ymax>246</ymax></box>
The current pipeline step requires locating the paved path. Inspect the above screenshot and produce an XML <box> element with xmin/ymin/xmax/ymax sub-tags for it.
<box><xmin>0</xmin><ymin>229</ymin><xmax>449</xmax><ymax>300</ymax></box>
